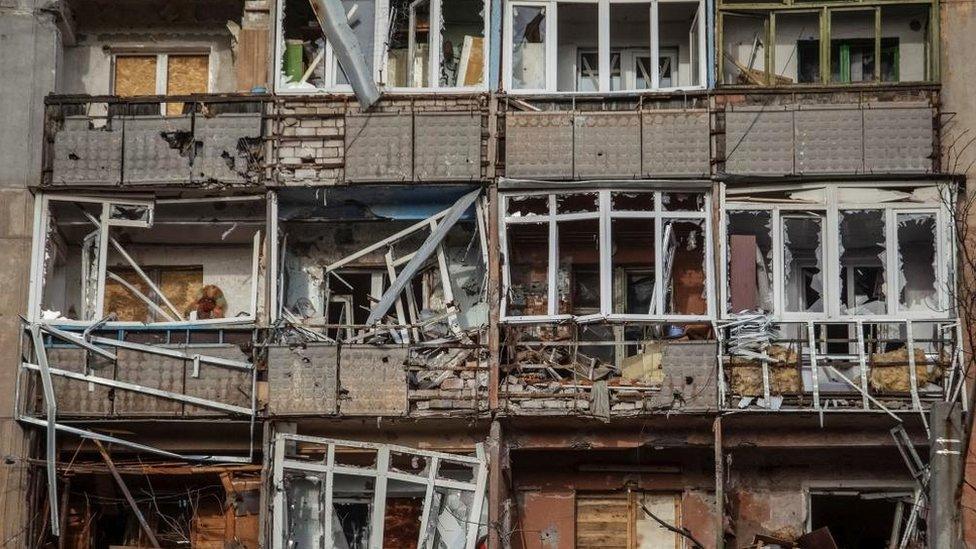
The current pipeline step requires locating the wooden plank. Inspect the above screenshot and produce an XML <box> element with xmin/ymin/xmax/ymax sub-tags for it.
<box><xmin>115</xmin><ymin>56</ymin><xmax>157</xmax><ymax>96</ymax></box>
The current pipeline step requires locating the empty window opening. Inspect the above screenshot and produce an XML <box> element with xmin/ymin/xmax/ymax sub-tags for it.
<box><xmin>277</xmin><ymin>0</ymin><xmax>376</xmax><ymax>92</ymax></box>
<box><xmin>558</xmin><ymin>3</ymin><xmax>599</xmax><ymax>92</ymax></box>
<box><xmin>783</xmin><ymin>215</ymin><xmax>825</xmax><ymax>314</ymax></box>
<box><xmin>775</xmin><ymin>12</ymin><xmax>820</xmax><ymax>84</ymax></box>
<box><xmin>809</xmin><ymin>491</ymin><xmax>914</xmax><ymax>549</ymax></box>
<box><xmin>510</xmin><ymin>4</ymin><xmax>547</xmax><ymax>90</ymax></box>
<box><xmin>726</xmin><ymin>211</ymin><xmax>773</xmax><ymax>313</ymax></box>
<box><xmin>897</xmin><ymin>213</ymin><xmax>938</xmax><ymax>313</ymax></box>
<box><xmin>839</xmin><ymin>210</ymin><xmax>887</xmax><ymax>315</ymax></box>
<box><xmin>721</xmin><ymin>13</ymin><xmax>768</xmax><ymax>85</ymax></box>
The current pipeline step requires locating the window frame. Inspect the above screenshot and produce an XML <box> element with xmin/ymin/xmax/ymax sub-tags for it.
<box><xmin>500</xmin><ymin>188</ymin><xmax>714</xmax><ymax>323</ymax></box>
<box><xmin>110</xmin><ymin>50</ymin><xmax>213</xmax><ymax>114</ymax></box>
<box><xmin>28</xmin><ymin>194</ymin><xmax>265</xmax><ymax>328</ymax></box>
<box><xmin>720</xmin><ymin>184</ymin><xmax>953</xmax><ymax>322</ymax></box>
<box><xmin>717</xmin><ymin>1</ymin><xmax>939</xmax><ymax>87</ymax></box>
<box><xmin>503</xmin><ymin>0</ymin><xmax>707</xmax><ymax>94</ymax></box>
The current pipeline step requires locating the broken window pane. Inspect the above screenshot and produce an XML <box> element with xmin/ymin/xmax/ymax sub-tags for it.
<box><xmin>387</xmin><ymin>0</ymin><xmax>432</xmax><ymax>87</ymax></box>
<box><xmin>839</xmin><ymin>210</ymin><xmax>887</xmax><ymax>315</ymax></box>
<box><xmin>783</xmin><ymin>215</ymin><xmax>824</xmax><ymax>313</ymax></box>
<box><xmin>612</xmin><ymin>218</ymin><xmax>655</xmax><ymax>314</ymax></box>
<box><xmin>440</xmin><ymin>0</ymin><xmax>485</xmax><ymax>86</ymax></box>
<box><xmin>610</xmin><ymin>3</ymin><xmax>650</xmax><ymax>91</ymax></box>
<box><xmin>558</xmin><ymin>3</ymin><xmax>598</xmax><ymax>91</ymax></box>
<box><xmin>507</xmin><ymin>195</ymin><xmax>549</xmax><ymax>217</ymax></box>
<box><xmin>556</xmin><ymin>192</ymin><xmax>598</xmax><ymax>214</ymax></box>
<box><xmin>507</xmin><ymin>222</ymin><xmax>549</xmax><ymax>316</ymax></box>
<box><xmin>897</xmin><ymin>213</ymin><xmax>938</xmax><ymax>313</ymax></box>
<box><xmin>830</xmin><ymin>10</ymin><xmax>880</xmax><ymax>83</ymax></box>
<box><xmin>721</xmin><ymin>13</ymin><xmax>768</xmax><ymax>85</ymax></box>
<box><xmin>422</xmin><ymin>487</ymin><xmax>475</xmax><ymax>548</ymax></box>
<box><xmin>558</xmin><ymin>219</ymin><xmax>600</xmax><ymax>315</ymax></box>
<box><xmin>384</xmin><ymin>479</ymin><xmax>425</xmax><ymax>548</ymax></box>
<box><xmin>664</xmin><ymin>220</ymin><xmax>707</xmax><ymax>315</ymax></box>
<box><xmin>611</xmin><ymin>191</ymin><xmax>655</xmax><ymax>212</ymax></box>
<box><xmin>332</xmin><ymin>473</ymin><xmax>376</xmax><ymax>547</ymax></box>
<box><xmin>658</xmin><ymin>1</ymin><xmax>700</xmax><ymax>88</ymax></box>
<box><xmin>511</xmin><ymin>4</ymin><xmax>547</xmax><ymax>89</ymax></box>
<box><xmin>662</xmin><ymin>192</ymin><xmax>704</xmax><ymax>212</ymax></box>
<box><xmin>727</xmin><ymin>211</ymin><xmax>773</xmax><ymax>313</ymax></box>
<box><xmin>279</xmin><ymin>0</ymin><xmax>376</xmax><ymax>91</ymax></box>
<box><xmin>777</xmin><ymin>12</ymin><xmax>821</xmax><ymax>84</ymax></box>
<box><xmin>41</xmin><ymin>200</ymin><xmax>103</xmax><ymax>321</ymax></box>
<box><xmin>882</xmin><ymin>5</ymin><xmax>931</xmax><ymax>82</ymax></box>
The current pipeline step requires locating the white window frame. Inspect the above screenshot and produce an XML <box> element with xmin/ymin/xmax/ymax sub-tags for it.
<box><xmin>28</xmin><ymin>194</ymin><xmax>265</xmax><ymax>328</ymax></box>
<box><xmin>500</xmin><ymin>189</ymin><xmax>714</xmax><ymax>323</ymax></box>
<box><xmin>273</xmin><ymin>0</ymin><xmax>358</xmax><ymax>94</ymax></box>
<box><xmin>503</xmin><ymin>0</ymin><xmax>706</xmax><ymax>94</ymax></box>
<box><xmin>376</xmin><ymin>0</ymin><xmax>490</xmax><ymax>91</ymax></box>
<box><xmin>110</xmin><ymin>50</ymin><xmax>214</xmax><ymax>114</ymax></box>
<box><xmin>720</xmin><ymin>184</ymin><xmax>954</xmax><ymax>322</ymax></box>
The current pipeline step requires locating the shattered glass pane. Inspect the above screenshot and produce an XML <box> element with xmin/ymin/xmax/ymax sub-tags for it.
<box><xmin>558</xmin><ymin>219</ymin><xmax>600</xmax><ymax>315</ymax></box>
<box><xmin>611</xmin><ymin>191</ymin><xmax>655</xmax><ymax>212</ymax></box>
<box><xmin>611</xmin><ymin>218</ymin><xmax>655</xmax><ymax>314</ymax></box>
<box><xmin>384</xmin><ymin>479</ymin><xmax>425</xmax><ymax>548</ymax></box>
<box><xmin>662</xmin><ymin>192</ymin><xmax>705</xmax><ymax>212</ymax></box>
<box><xmin>332</xmin><ymin>474</ymin><xmax>376</xmax><ymax>548</ymax></box>
<box><xmin>839</xmin><ymin>210</ymin><xmax>887</xmax><ymax>315</ymax></box>
<box><xmin>664</xmin><ymin>220</ymin><xmax>707</xmax><ymax>315</ymax></box>
<box><xmin>556</xmin><ymin>192</ymin><xmax>598</xmax><ymax>214</ymax></box>
<box><xmin>783</xmin><ymin>215</ymin><xmax>824</xmax><ymax>313</ymax></box>
<box><xmin>506</xmin><ymin>222</ymin><xmax>549</xmax><ymax>316</ymax></box>
<box><xmin>897</xmin><ymin>213</ymin><xmax>939</xmax><ymax>313</ymax></box>
<box><xmin>506</xmin><ymin>195</ymin><xmax>548</xmax><ymax>217</ymax></box>
<box><xmin>440</xmin><ymin>0</ymin><xmax>485</xmax><ymax>86</ymax></box>
<box><xmin>511</xmin><ymin>5</ymin><xmax>547</xmax><ymax>89</ymax></box>
<box><xmin>421</xmin><ymin>487</ymin><xmax>474</xmax><ymax>549</ymax></box>
<box><xmin>726</xmin><ymin>210</ymin><xmax>773</xmax><ymax>313</ymax></box>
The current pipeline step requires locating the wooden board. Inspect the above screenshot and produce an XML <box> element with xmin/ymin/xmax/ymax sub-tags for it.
<box><xmin>576</xmin><ymin>495</ymin><xmax>629</xmax><ymax>548</ymax></box>
<box><xmin>160</xmin><ymin>267</ymin><xmax>204</xmax><ymax>318</ymax></box>
<box><xmin>114</xmin><ymin>55</ymin><xmax>157</xmax><ymax>97</ymax></box>
<box><xmin>104</xmin><ymin>269</ymin><xmax>151</xmax><ymax>322</ymax></box>
<box><xmin>458</xmin><ymin>36</ymin><xmax>485</xmax><ymax>86</ymax></box>
<box><xmin>236</xmin><ymin>28</ymin><xmax>269</xmax><ymax>91</ymax></box>
<box><xmin>166</xmin><ymin>54</ymin><xmax>209</xmax><ymax>115</ymax></box>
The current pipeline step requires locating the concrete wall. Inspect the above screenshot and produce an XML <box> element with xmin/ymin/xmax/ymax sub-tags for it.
<box><xmin>0</xmin><ymin>0</ymin><xmax>59</xmax><ymax>544</ymax></box>
<box><xmin>940</xmin><ymin>3</ymin><xmax>976</xmax><ymax>546</ymax></box>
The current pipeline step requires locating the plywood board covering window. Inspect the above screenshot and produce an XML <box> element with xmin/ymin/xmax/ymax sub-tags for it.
<box><xmin>576</xmin><ymin>492</ymin><xmax>681</xmax><ymax>548</ymax></box>
<box><xmin>114</xmin><ymin>55</ymin><xmax>158</xmax><ymax>97</ymax></box>
<box><xmin>166</xmin><ymin>55</ymin><xmax>210</xmax><ymax>115</ymax></box>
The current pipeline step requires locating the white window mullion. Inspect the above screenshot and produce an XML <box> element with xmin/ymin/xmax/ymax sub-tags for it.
<box><xmin>697</xmin><ymin>0</ymin><xmax>707</xmax><ymax>86</ymax></box>
<box><xmin>825</xmin><ymin>193</ymin><xmax>840</xmax><ymax>317</ymax></box>
<box><xmin>547</xmin><ymin>1</ymin><xmax>559</xmax><ymax>91</ymax></box>
<box><xmin>772</xmin><ymin>208</ymin><xmax>783</xmax><ymax>317</ymax></box>
<box><xmin>547</xmin><ymin>194</ymin><xmax>558</xmax><ymax>315</ymax></box>
<box><xmin>429</xmin><ymin>0</ymin><xmax>442</xmax><ymax>87</ymax></box>
<box><xmin>704</xmin><ymin>193</ymin><xmax>716</xmax><ymax>318</ymax></box>
<box><xmin>598</xmin><ymin>0</ymin><xmax>610</xmax><ymax>92</ymax></box>
<box><xmin>599</xmin><ymin>191</ymin><xmax>612</xmax><ymax>315</ymax></box>
<box><xmin>649</xmin><ymin>0</ymin><xmax>659</xmax><ymax>90</ymax></box>
<box><xmin>156</xmin><ymin>53</ymin><xmax>167</xmax><ymax>115</ymax></box>
<box><xmin>885</xmin><ymin>208</ymin><xmax>899</xmax><ymax>317</ymax></box>
<box><xmin>654</xmin><ymin>192</ymin><xmax>664</xmax><ymax>315</ymax></box>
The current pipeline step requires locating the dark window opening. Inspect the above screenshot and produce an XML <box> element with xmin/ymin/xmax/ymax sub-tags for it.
<box><xmin>810</xmin><ymin>492</ymin><xmax>910</xmax><ymax>549</ymax></box>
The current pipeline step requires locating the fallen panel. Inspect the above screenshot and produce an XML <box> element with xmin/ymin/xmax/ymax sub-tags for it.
<box><xmin>338</xmin><ymin>346</ymin><xmax>408</xmax><ymax>415</ymax></box>
<box><xmin>863</xmin><ymin>103</ymin><xmax>933</xmax><ymax>173</ymax></box>
<box><xmin>795</xmin><ymin>104</ymin><xmax>864</xmax><ymax>174</ymax></box>
<box><xmin>192</xmin><ymin>113</ymin><xmax>263</xmax><ymax>183</ymax></box>
<box><xmin>113</xmin><ymin>349</ymin><xmax>184</xmax><ymax>416</ymax></box>
<box><xmin>414</xmin><ymin>112</ymin><xmax>482</xmax><ymax>181</ymax></box>
<box><xmin>642</xmin><ymin>110</ymin><xmax>710</xmax><ymax>177</ymax></box>
<box><xmin>574</xmin><ymin>112</ymin><xmax>641</xmax><ymax>179</ymax></box>
<box><xmin>267</xmin><ymin>345</ymin><xmax>338</xmax><ymax>415</ymax></box>
<box><xmin>505</xmin><ymin>112</ymin><xmax>573</xmax><ymax>179</ymax></box>
<box><xmin>344</xmin><ymin>113</ymin><xmax>412</xmax><ymax>182</ymax></box>
<box><xmin>123</xmin><ymin>116</ymin><xmax>193</xmax><ymax>184</ymax></box>
<box><xmin>183</xmin><ymin>346</ymin><xmax>253</xmax><ymax>416</ymax></box>
<box><xmin>46</xmin><ymin>348</ymin><xmax>114</xmax><ymax>416</ymax></box>
<box><xmin>52</xmin><ymin>117</ymin><xmax>122</xmax><ymax>185</ymax></box>
<box><xmin>725</xmin><ymin>106</ymin><xmax>794</xmax><ymax>175</ymax></box>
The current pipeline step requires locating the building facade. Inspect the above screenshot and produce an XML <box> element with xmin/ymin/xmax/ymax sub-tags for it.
<box><xmin>0</xmin><ymin>0</ymin><xmax>972</xmax><ymax>547</ymax></box>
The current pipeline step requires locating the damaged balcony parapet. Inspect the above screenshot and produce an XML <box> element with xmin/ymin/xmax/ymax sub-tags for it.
<box><xmin>713</xmin><ymin>88</ymin><xmax>940</xmax><ymax>176</ymax></box>
<box><xmin>715</xmin><ymin>317</ymin><xmax>964</xmax><ymax>416</ymax></box>
<box><xmin>265</xmin><ymin>343</ymin><xmax>490</xmax><ymax>417</ymax></box>
<box><xmin>500</xmin><ymin>321</ymin><xmax>719</xmax><ymax>417</ymax></box>
<box><xmin>269</xmin><ymin>94</ymin><xmax>490</xmax><ymax>185</ymax></box>
<box><xmin>44</xmin><ymin>94</ymin><xmax>269</xmax><ymax>188</ymax></box>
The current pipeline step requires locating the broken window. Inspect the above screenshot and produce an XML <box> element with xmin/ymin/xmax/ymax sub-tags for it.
<box><xmin>783</xmin><ymin>215</ymin><xmax>825</xmax><ymax>313</ymax></box>
<box><xmin>276</xmin><ymin>186</ymin><xmax>486</xmax><ymax>343</ymax></box>
<box><xmin>726</xmin><ymin>211</ymin><xmax>773</xmax><ymax>313</ymax></box>
<box><xmin>507</xmin><ymin>0</ymin><xmax>706</xmax><ymax>92</ymax></box>
<box><xmin>32</xmin><ymin>195</ymin><xmax>264</xmax><ymax>325</ymax></box>
<box><xmin>576</xmin><ymin>492</ymin><xmax>681</xmax><ymax>548</ymax></box>
<box><xmin>276</xmin><ymin>0</ymin><xmax>376</xmax><ymax>92</ymax></box>
<box><xmin>720</xmin><ymin>2</ymin><xmax>935</xmax><ymax>86</ymax></box>
<box><xmin>502</xmin><ymin>190</ymin><xmax>712</xmax><ymax>320</ymax></box>
<box><xmin>113</xmin><ymin>53</ymin><xmax>209</xmax><ymax>115</ymax></box>
<box><xmin>723</xmin><ymin>185</ymin><xmax>950</xmax><ymax>319</ymax></box>
<box><xmin>384</xmin><ymin>0</ymin><xmax>487</xmax><ymax>88</ymax></box>
<box><xmin>839</xmin><ymin>210</ymin><xmax>887</xmax><ymax>315</ymax></box>
<box><xmin>897</xmin><ymin>213</ymin><xmax>939</xmax><ymax>313</ymax></box>
<box><xmin>273</xmin><ymin>435</ymin><xmax>487</xmax><ymax>549</ymax></box>
<box><xmin>809</xmin><ymin>490</ymin><xmax>916</xmax><ymax>549</ymax></box>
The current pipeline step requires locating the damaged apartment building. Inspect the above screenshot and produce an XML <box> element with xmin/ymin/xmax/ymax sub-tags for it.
<box><xmin>2</xmin><ymin>0</ymin><xmax>970</xmax><ymax>547</ymax></box>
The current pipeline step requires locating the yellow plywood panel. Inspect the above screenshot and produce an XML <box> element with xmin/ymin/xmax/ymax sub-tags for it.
<box><xmin>460</xmin><ymin>36</ymin><xmax>484</xmax><ymax>86</ymax></box>
<box><xmin>114</xmin><ymin>55</ymin><xmax>157</xmax><ymax>97</ymax></box>
<box><xmin>166</xmin><ymin>55</ymin><xmax>209</xmax><ymax>116</ymax></box>
<box><xmin>160</xmin><ymin>267</ymin><xmax>204</xmax><ymax>318</ymax></box>
<box><xmin>104</xmin><ymin>269</ymin><xmax>151</xmax><ymax>322</ymax></box>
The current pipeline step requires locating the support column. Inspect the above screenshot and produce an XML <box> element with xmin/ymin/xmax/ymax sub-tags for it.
<box><xmin>488</xmin><ymin>420</ymin><xmax>509</xmax><ymax>549</ymax></box>
<box><xmin>714</xmin><ymin>415</ymin><xmax>725</xmax><ymax>549</ymax></box>
<box><xmin>929</xmin><ymin>402</ymin><xmax>964</xmax><ymax>549</ymax></box>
